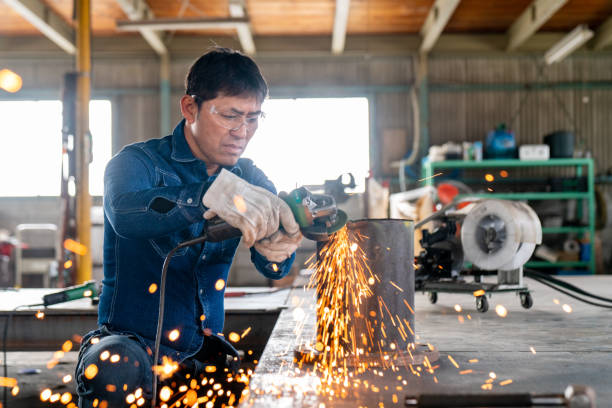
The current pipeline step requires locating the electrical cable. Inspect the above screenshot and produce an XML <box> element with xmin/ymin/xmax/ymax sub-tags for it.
<box><xmin>2</xmin><ymin>303</ymin><xmax>44</xmax><ymax>408</ymax></box>
<box><xmin>525</xmin><ymin>268</ymin><xmax>612</xmax><ymax>304</ymax></box>
<box><xmin>151</xmin><ymin>235</ymin><xmax>209</xmax><ymax>408</ymax></box>
<box><xmin>526</xmin><ymin>275</ymin><xmax>612</xmax><ymax>309</ymax></box>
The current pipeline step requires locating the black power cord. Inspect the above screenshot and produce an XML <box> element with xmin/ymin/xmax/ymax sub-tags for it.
<box><xmin>151</xmin><ymin>235</ymin><xmax>209</xmax><ymax>408</ymax></box>
<box><xmin>524</xmin><ymin>268</ymin><xmax>612</xmax><ymax>309</ymax></box>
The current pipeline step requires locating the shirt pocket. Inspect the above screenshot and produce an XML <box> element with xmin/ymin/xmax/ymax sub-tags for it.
<box><xmin>148</xmin><ymin>168</ymin><xmax>197</xmax><ymax>257</ymax></box>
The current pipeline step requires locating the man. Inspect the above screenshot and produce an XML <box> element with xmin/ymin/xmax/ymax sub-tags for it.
<box><xmin>75</xmin><ymin>48</ymin><xmax>302</xmax><ymax>407</ymax></box>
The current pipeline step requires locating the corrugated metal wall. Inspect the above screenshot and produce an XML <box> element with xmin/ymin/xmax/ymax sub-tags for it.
<box><xmin>429</xmin><ymin>55</ymin><xmax>612</xmax><ymax>177</ymax></box>
<box><xmin>2</xmin><ymin>53</ymin><xmax>610</xmax><ymax>179</ymax></box>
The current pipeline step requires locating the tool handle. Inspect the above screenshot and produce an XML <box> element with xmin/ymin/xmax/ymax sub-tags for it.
<box><xmin>43</xmin><ymin>281</ymin><xmax>97</xmax><ymax>306</ymax></box>
<box><xmin>204</xmin><ymin>217</ymin><xmax>242</xmax><ymax>242</ymax></box>
<box><xmin>405</xmin><ymin>393</ymin><xmax>533</xmax><ymax>407</ymax></box>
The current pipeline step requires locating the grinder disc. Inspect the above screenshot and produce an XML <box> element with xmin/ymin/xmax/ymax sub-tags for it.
<box><xmin>302</xmin><ymin>209</ymin><xmax>348</xmax><ymax>241</ymax></box>
<box><xmin>327</xmin><ymin>209</ymin><xmax>348</xmax><ymax>234</ymax></box>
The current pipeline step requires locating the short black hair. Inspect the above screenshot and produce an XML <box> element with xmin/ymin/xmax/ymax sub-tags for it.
<box><xmin>185</xmin><ymin>47</ymin><xmax>268</xmax><ymax>108</ymax></box>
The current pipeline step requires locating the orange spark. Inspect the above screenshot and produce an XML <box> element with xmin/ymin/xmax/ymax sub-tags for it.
<box><xmin>64</xmin><ymin>260</ymin><xmax>73</xmax><ymax>269</ymax></box>
<box><xmin>228</xmin><ymin>332</ymin><xmax>240</xmax><ymax>343</ymax></box>
<box><xmin>500</xmin><ymin>170</ymin><xmax>509</xmax><ymax>178</ymax></box>
<box><xmin>447</xmin><ymin>355</ymin><xmax>459</xmax><ymax>368</ymax></box>
<box><xmin>62</xmin><ymin>340</ymin><xmax>73</xmax><ymax>352</ymax></box>
<box><xmin>84</xmin><ymin>364</ymin><xmax>98</xmax><ymax>380</ymax></box>
<box><xmin>473</xmin><ymin>289</ymin><xmax>485</xmax><ymax>297</ymax></box>
<box><xmin>241</xmin><ymin>327</ymin><xmax>252</xmax><ymax>338</ymax></box>
<box><xmin>459</xmin><ymin>369</ymin><xmax>473</xmax><ymax>375</ymax></box>
<box><xmin>215</xmin><ymin>279</ymin><xmax>226</xmax><ymax>291</ymax></box>
<box><xmin>64</xmin><ymin>239</ymin><xmax>88</xmax><ymax>255</ymax></box>
<box><xmin>0</xmin><ymin>377</ymin><xmax>17</xmax><ymax>387</ymax></box>
<box><xmin>159</xmin><ymin>386</ymin><xmax>173</xmax><ymax>402</ymax></box>
<box><xmin>485</xmin><ymin>174</ymin><xmax>494</xmax><ymax>182</ymax></box>
<box><xmin>233</xmin><ymin>195</ymin><xmax>247</xmax><ymax>213</ymax></box>
<box><xmin>152</xmin><ymin>356</ymin><xmax>179</xmax><ymax>380</ymax></box>
<box><xmin>389</xmin><ymin>281</ymin><xmax>404</xmax><ymax>292</ymax></box>
<box><xmin>148</xmin><ymin>283</ymin><xmax>158</xmax><ymax>294</ymax></box>
<box><xmin>500</xmin><ymin>379</ymin><xmax>513</xmax><ymax>386</ymax></box>
<box><xmin>495</xmin><ymin>305</ymin><xmax>508</xmax><ymax>318</ymax></box>
<box><xmin>562</xmin><ymin>304</ymin><xmax>573</xmax><ymax>313</ymax></box>
<box><xmin>60</xmin><ymin>392</ymin><xmax>72</xmax><ymax>404</ymax></box>
<box><xmin>418</xmin><ymin>172</ymin><xmax>444</xmax><ymax>182</ymax></box>
<box><xmin>0</xmin><ymin>69</ymin><xmax>23</xmax><ymax>93</ymax></box>
<box><xmin>168</xmin><ymin>329</ymin><xmax>180</xmax><ymax>341</ymax></box>
<box><xmin>40</xmin><ymin>388</ymin><xmax>52</xmax><ymax>401</ymax></box>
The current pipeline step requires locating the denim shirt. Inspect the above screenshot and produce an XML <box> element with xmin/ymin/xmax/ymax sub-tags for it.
<box><xmin>96</xmin><ymin>119</ymin><xmax>294</xmax><ymax>363</ymax></box>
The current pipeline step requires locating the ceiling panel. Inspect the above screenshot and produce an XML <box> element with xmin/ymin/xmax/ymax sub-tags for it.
<box><xmin>0</xmin><ymin>0</ymin><xmax>611</xmax><ymax>38</ymax></box>
<box><xmin>445</xmin><ymin>0</ymin><xmax>532</xmax><ymax>33</ymax></box>
<box><xmin>541</xmin><ymin>0</ymin><xmax>612</xmax><ymax>31</ymax></box>
<box><xmin>0</xmin><ymin>3</ymin><xmax>39</xmax><ymax>34</ymax></box>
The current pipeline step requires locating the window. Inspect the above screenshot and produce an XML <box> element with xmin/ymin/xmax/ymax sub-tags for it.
<box><xmin>0</xmin><ymin>100</ymin><xmax>112</xmax><ymax>196</ymax></box>
<box><xmin>243</xmin><ymin>97</ymin><xmax>369</xmax><ymax>193</ymax></box>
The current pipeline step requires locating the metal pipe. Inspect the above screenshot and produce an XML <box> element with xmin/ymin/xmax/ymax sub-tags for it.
<box><xmin>75</xmin><ymin>0</ymin><xmax>92</xmax><ymax>283</ymax></box>
<box><xmin>345</xmin><ymin>219</ymin><xmax>415</xmax><ymax>353</ymax></box>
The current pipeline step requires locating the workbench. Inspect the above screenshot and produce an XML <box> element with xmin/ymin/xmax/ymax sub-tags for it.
<box><xmin>0</xmin><ymin>287</ymin><xmax>288</xmax><ymax>351</ymax></box>
<box><xmin>0</xmin><ymin>287</ymin><xmax>288</xmax><ymax>408</ymax></box>
<box><xmin>243</xmin><ymin>275</ymin><xmax>612</xmax><ymax>407</ymax></box>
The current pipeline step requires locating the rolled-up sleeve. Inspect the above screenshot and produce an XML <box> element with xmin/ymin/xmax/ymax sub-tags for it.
<box><xmin>104</xmin><ymin>147</ymin><xmax>212</xmax><ymax>240</ymax></box>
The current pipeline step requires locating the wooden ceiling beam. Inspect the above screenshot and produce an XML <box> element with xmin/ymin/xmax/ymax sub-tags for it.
<box><xmin>331</xmin><ymin>0</ymin><xmax>351</xmax><ymax>54</ymax></box>
<box><xmin>419</xmin><ymin>0</ymin><xmax>461</xmax><ymax>54</ymax></box>
<box><xmin>4</xmin><ymin>0</ymin><xmax>75</xmax><ymax>54</ymax></box>
<box><xmin>229</xmin><ymin>0</ymin><xmax>255</xmax><ymax>55</ymax></box>
<box><xmin>593</xmin><ymin>16</ymin><xmax>612</xmax><ymax>50</ymax></box>
<box><xmin>507</xmin><ymin>0</ymin><xmax>568</xmax><ymax>51</ymax></box>
<box><xmin>115</xmin><ymin>0</ymin><xmax>167</xmax><ymax>56</ymax></box>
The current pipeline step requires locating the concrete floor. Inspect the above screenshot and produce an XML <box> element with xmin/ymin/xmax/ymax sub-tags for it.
<box><xmin>244</xmin><ymin>275</ymin><xmax>612</xmax><ymax>407</ymax></box>
<box><xmin>2</xmin><ymin>276</ymin><xmax>611</xmax><ymax>407</ymax></box>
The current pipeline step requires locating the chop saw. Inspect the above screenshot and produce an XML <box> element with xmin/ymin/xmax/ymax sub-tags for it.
<box><xmin>414</xmin><ymin>198</ymin><xmax>542</xmax><ymax>312</ymax></box>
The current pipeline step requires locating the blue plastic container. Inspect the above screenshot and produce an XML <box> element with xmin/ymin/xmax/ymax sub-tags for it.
<box><xmin>485</xmin><ymin>124</ymin><xmax>516</xmax><ymax>159</ymax></box>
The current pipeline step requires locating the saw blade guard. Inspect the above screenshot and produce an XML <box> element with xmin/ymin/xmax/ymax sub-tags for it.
<box><xmin>280</xmin><ymin>187</ymin><xmax>348</xmax><ymax>241</ymax></box>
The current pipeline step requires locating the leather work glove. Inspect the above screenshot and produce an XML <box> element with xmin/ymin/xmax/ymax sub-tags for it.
<box><xmin>202</xmin><ymin>169</ymin><xmax>300</xmax><ymax>247</ymax></box>
<box><xmin>254</xmin><ymin>229</ymin><xmax>303</xmax><ymax>263</ymax></box>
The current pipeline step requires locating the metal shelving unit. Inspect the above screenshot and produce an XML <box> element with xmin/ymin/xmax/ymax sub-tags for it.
<box><xmin>421</xmin><ymin>158</ymin><xmax>596</xmax><ymax>274</ymax></box>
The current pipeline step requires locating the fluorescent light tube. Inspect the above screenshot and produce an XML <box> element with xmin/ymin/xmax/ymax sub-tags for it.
<box><xmin>544</xmin><ymin>24</ymin><xmax>594</xmax><ymax>65</ymax></box>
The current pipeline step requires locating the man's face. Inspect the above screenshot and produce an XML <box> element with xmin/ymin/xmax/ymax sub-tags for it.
<box><xmin>183</xmin><ymin>93</ymin><xmax>262</xmax><ymax>170</ymax></box>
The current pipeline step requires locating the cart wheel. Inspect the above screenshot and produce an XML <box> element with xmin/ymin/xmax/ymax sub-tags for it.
<box><xmin>428</xmin><ymin>292</ymin><xmax>438</xmax><ymax>304</ymax></box>
<box><xmin>476</xmin><ymin>295</ymin><xmax>489</xmax><ymax>313</ymax></box>
<box><xmin>520</xmin><ymin>292</ymin><xmax>533</xmax><ymax>309</ymax></box>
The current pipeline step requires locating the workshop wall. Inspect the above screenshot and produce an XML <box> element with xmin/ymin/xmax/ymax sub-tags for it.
<box><xmin>1</xmin><ymin>52</ymin><xmax>611</xmax><ymax>274</ymax></box>
<box><xmin>428</xmin><ymin>55</ymin><xmax>612</xmax><ymax>177</ymax></box>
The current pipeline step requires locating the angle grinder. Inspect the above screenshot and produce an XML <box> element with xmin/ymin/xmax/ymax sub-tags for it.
<box><xmin>203</xmin><ymin>186</ymin><xmax>348</xmax><ymax>243</ymax></box>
